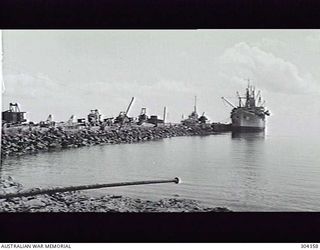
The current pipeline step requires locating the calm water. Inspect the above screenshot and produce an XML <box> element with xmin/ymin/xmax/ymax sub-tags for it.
<box><xmin>1</xmin><ymin>132</ymin><xmax>319</xmax><ymax>211</ymax></box>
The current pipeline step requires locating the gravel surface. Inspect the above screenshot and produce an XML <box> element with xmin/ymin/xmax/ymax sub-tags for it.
<box><xmin>0</xmin><ymin>176</ymin><xmax>231</xmax><ymax>212</ymax></box>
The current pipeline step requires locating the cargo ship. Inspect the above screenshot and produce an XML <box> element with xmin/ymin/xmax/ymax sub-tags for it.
<box><xmin>222</xmin><ymin>85</ymin><xmax>270</xmax><ymax>131</ymax></box>
<box><xmin>181</xmin><ymin>96</ymin><xmax>209</xmax><ymax>126</ymax></box>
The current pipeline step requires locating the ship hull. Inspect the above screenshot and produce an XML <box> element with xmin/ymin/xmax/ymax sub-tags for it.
<box><xmin>231</xmin><ymin>126</ymin><xmax>265</xmax><ymax>132</ymax></box>
<box><xmin>231</xmin><ymin>108</ymin><xmax>265</xmax><ymax>132</ymax></box>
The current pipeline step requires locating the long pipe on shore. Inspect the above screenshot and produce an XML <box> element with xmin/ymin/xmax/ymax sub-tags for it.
<box><xmin>0</xmin><ymin>177</ymin><xmax>181</xmax><ymax>200</ymax></box>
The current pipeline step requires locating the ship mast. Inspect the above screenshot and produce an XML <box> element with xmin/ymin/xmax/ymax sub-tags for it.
<box><xmin>245</xmin><ymin>87</ymin><xmax>250</xmax><ymax>107</ymax></box>
<box><xmin>244</xmin><ymin>78</ymin><xmax>257</xmax><ymax>108</ymax></box>
<box><xmin>236</xmin><ymin>91</ymin><xmax>243</xmax><ymax>107</ymax></box>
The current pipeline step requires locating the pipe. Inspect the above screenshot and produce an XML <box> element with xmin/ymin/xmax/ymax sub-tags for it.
<box><xmin>0</xmin><ymin>177</ymin><xmax>181</xmax><ymax>200</ymax></box>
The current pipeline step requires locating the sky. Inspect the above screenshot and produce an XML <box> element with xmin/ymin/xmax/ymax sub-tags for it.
<box><xmin>2</xmin><ymin>30</ymin><xmax>320</xmax><ymax>136</ymax></box>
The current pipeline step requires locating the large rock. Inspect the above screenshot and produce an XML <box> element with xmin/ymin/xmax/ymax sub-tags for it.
<box><xmin>2</xmin><ymin>124</ymin><xmax>216</xmax><ymax>158</ymax></box>
<box><xmin>24</xmin><ymin>198</ymin><xmax>46</xmax><ymax>208</ymax></box>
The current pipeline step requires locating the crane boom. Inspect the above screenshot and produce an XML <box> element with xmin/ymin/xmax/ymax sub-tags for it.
<box><xmin>68</xmin><ymin>115</ymin><xmax>74</xmax><ymax>123</ymax></box>
<box><xmin>125</xmin><ymin>97</ymin><xmax>135</xmax><ymax>115</ymax></box>
<box><xmin>255</xmin><ymin>90</ymin><xmax>261</xmax><ymax>100</ymax></box>
<box><xmin>221</xmin><ymin>97</ymin><xmax>237</xmax><ymax>108</ymax></box>
<box><xmin>46</xmin><ymin>114</ymin><xmax>52</xmax><ymax>122</ymax></box>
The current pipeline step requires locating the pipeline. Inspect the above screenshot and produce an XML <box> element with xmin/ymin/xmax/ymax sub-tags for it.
<box><xmin>0</xmin><ymin>177</ymin><xmax>181</xmax><ymax>200</ymax></box>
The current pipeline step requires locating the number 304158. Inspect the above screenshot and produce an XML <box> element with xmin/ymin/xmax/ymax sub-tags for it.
<box><xmin>301</xmin><ymin>244</ymin><xmax>318</xmax><ymax>248</ymax></box>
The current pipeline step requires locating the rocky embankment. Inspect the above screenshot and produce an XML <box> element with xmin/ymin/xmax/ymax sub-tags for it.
<box><xmin>0</xmin><ymin>177</ymin><xmax>231</xmax><ymax>212</ymax></box>
<box><xmin>1</xmin><ymin>124</ymin><xmax>215</xmax><ymax>158</ymax></box>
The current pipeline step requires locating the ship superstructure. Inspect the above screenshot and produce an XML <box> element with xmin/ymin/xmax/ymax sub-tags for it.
<box><xmin>181</xmin><ymin>96</ymin><xmax>209</xmax><ymax>126</ymax></box>
<box><xmin>222</xmin><ymin>84</ymin><xmax>270</xmax><ymax>131</ymax></box>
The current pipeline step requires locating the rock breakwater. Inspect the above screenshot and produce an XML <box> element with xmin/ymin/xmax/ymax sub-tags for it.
<box><xmin>1</xmin><ymin>124</ymin><xmax>216</xmax><ymax>158</ymax></box>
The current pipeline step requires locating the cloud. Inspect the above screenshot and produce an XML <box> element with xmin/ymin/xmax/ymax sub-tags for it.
<box><xmin>252</xmin><ymin>38</ymin><xmax>287</xmax><ymax>50</ymax></box>
<box><xmin>3</xmin><ymin>73</ymin><xmax>67</xmax><ymax>99</ymax></box>
<box><xmin>2</xmin><ymin>72</ymin><xmax>196</xmax><ymax>122</ymax></box>
<box><xmin>2</xmin><ymin>73</ymin><xmax>84</xmax><ymax>121</ymax></box>
<box><xmin>305</xmin><ymin>33</ymin><xmax>320</xmax><ymax>44</ymax></box>
<box><xmin>77</xmin><ymin>79</ymin><xmax>196</xmax><ymax>102</ymax></box>
<box><xmin>219</xmin><ymin>42</ymin><xmax>320</xmax><ymax>95</ymax></box>
<box><xmin>77</xmin><ymin>79</ymin><xmax>197</xmax><ymax>118</ymax></box>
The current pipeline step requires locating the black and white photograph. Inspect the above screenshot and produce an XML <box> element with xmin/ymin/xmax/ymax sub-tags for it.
<box><xmin>1</xmin><ymin>30</ymin><xmax>320</xmax><ymax>215</ymax></box>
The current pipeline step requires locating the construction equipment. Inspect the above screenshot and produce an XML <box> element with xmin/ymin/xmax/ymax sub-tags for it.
<box><xmin>58</xmin><ymin>115</ymin><xmax>79</xmax><ymax>129</ymax></box>
<box><xmin>114</xmin><ymin>112</ymin><xmax>128</xmax><ymax>124</ymax></box>
<box><xmin>147</xmin><ymin>115</ymin><xmax>164</xmax><ymax>126</ymax></box>
<box><xmin>137</xmin><ymin>108</ymin><xmax>148</xmax><ymax>125</ymax></box>
<box><xmin>87</xmin><ymin>109</ymin><xmax>101</xmax><ymax>126</ymax></box>
<box><xmin>114</xmin><ymin>97</ymin><xmax>135</xmax><ymax>124</ymax></box>
<box><xmin>2</xmin><ymin>103</ymin><xmax>26</xmax><ymax>125</ymax></box>
<box><xmin>103</xmin><ymin>117</ymin><xmax>114</xmax><ymax>126</ymax></box>
<box><xmin>77</xmin><ymin>118</ymin><xmax>86</xmax><ymax>126</ymax></box>
<box><xmin>126</xmin><ymin>97</ymin><xmax>135</xmax><ymax>116</ymax></box>
<box><xmin>39</xmin><ymin>114</ymin><xmax>55</xmax><ymax>128</ymax></box>
<box><xmin>67</xmin><ymin>115</ymin><xmax>75</xmax><ymax>125</ymax></box>
<box><xmin>198</xmin><ymin>112</ymin><xmax>208</xmax><ymax>124</ymax></box>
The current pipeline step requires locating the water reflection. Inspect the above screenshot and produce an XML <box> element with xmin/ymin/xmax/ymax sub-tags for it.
<box><xmin>230</xmin><ymin>131</ymin><xmax>265</xmax><ymax>166</ymax></box>
<box><xmin>231</xmin><ymin>131</ymin><xmax>265</xmax><ymax>141</ymax></box>
<box><xmin>1</xmin><ymin>133</ymin><xmax>320</xmax><ymax>211</ymax></box>
<box><xmin>229</xmin><ymin>131</ymin><xmax>267</xmax><ymax>207</ymax></box>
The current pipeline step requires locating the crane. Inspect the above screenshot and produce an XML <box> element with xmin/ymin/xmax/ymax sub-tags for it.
<box><xmin>9</xmin><ymin>103</ymin><xmax>21</xmax><ymax>112</ymax></box>
<box><xmin>39</xmin><ymin>114</ymin><xmax>55</xmax><ymax>128</ymax></box>
<box><xmin>46</xmin><ymin>114</ymin><xmax>53</xmax><ymax>122</ymax></box>
<box><xmin>115</xmin><ymin>97</ymin><xmax>135</xmax><ymax>125</ymax></box>
<box><xmin>125</xmin><ymin>97</ymin><xmax>135</xmax><ymax>116</ymax></box>
<box><xmin>87</xmin><ymin>109</ymin><xmax>101</xmax><ymax>126</ymax></box>
<box><xmin>221</xmin><ymin>97</ymin><xmax>237</xmax><ymax>108</ymax></box>
<box><xmin>67</xmin><ymin>115</ymin><xmax>75</xmax><ymax>125</ymax></box>
<box><xmin>138</xmin><ymin>107</ymin><xmax>148</xmax><ymax>125</ymax></box>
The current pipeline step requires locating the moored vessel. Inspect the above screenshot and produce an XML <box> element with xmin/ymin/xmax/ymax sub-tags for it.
<box><xmin>222</xmin><ymin>84</ymin><xmax>270</xmax><ymax>132</ymax></box>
